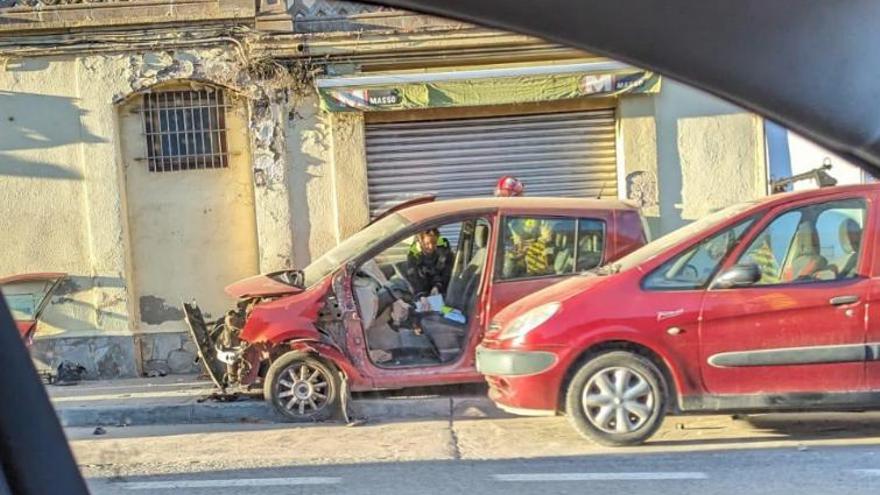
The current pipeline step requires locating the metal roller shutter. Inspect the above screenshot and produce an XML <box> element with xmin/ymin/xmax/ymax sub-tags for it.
<box><xmin>365</xmin><ymin>109</ymin><xmax>618</xmax><ymax>219</ymax></box>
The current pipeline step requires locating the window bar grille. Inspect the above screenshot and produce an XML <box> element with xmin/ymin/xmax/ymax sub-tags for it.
<box><xmin>142</xmin><ymin>89</ymin><xmax>230</xmax><ymax>172</ymax></box>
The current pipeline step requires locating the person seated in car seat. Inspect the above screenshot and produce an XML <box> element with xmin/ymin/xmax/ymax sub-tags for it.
<box><xmin>523</xmin><ymin>221</ymin><xmax>557</xmax><ymax>276</ymax></box>
<box><xmin>503</xmin><ymin>218</ymin><xmax>540</xmax><ymax>277</ymax></box>
<box><xmin>406</xmin><ymin>228</ymin><xmax>454</xmax><ymax>297</ymax></box>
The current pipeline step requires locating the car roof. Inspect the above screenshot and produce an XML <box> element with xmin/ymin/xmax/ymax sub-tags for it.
<box><xmin>396</xmin><ymin>196</ymin><xmax>639</xmax><ymax>222</ymax></box>
<box><xmin>750</xmin><ymin>183</ymin><xmax>880</xmax><ymax>211</ymax></box>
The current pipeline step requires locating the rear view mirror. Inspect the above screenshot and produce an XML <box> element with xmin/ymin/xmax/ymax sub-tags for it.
<box><xmin>712</xmin><ymin>263</ymin><xmax>761</xmax><ymax>289</ymax></box>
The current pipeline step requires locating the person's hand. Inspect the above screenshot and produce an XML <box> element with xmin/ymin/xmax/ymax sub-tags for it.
<box><xmin>430</xmin><ymin>287</ymin><xmax>440</xmax><ymax>296</ymax></box>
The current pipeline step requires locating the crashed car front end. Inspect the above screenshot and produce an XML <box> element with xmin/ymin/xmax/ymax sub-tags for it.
<box><xmin>183</xmin><ymin>297</ymin><xmax>264</xmax><ymax>391</ymax></box>
<box><xmin>183</xmin><ymin>271</ymin><xmax>339</xmax><ymax>392</ymax></box>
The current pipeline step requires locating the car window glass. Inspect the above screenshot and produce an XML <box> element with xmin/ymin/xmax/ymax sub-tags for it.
<box><xmin>302</xmin><ymin>213</ymin><xmax>410</xmax><ymax>287</ymax></box>
<box><xmin>643</xmin><ymin>219</ymin><xmax>753</xmax><ymax>290</ymax></box>
<box><xmin>816</xmin><ymin>207</ymin><xmax>865</xmax><ymax>270</ymax></box>
<box><xmin>738</xmin><ymin>199</ymin><xmax>866</xmax><ymax>284</ymax></box>
<box><xmin>738</xmin><ymin>211</ymin><xmax>801</xmax><ymax>285</ymax></box>
<box><xmin>576</xmin><ymin>219</ymin><xmax>605</xmax><ymax>271</ymax></box>
<box><xmin>498</xmin><ymin>217</ymin><xmax>576</xmax><ymax>280</ymax></box>
<box><xmin>372</xmin><ymin>222</ymin><xmax>462</xmax><ymax>284</ymax></box>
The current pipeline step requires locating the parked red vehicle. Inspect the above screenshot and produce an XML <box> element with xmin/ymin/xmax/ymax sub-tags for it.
<box><xmin>477</xmin><ymin>184</ymin><xmax>880</xmax><ymax>446</ymax></box>
<box><xmin>185</xmin><ymin>196</ymin><xmax>647</xmax><ymax>420</ymax></box>
<box><xmin>0</xmin><ymin>272</ymin><xmax>66</xmax><ymax>347</ymax></box>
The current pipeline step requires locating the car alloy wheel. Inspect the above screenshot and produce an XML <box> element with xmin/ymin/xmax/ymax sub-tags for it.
<box><xmin>276</xmin><ymin>362</ymin><xmax>331</xmax><ymax>416</ymax></box>
<box><xmin>565</xmin><ymin>351</ymin><xmax>667</xmax><ymax>446</ymax></box>
<box><xmin>264</xmin><ymin>352</ymin><xmax>340</xmax><ymax>422</ymax></box>
<box><xmin>582</xmin><ymin>366</ymin><xmax>654</xmax><ymax>434</ymax></box>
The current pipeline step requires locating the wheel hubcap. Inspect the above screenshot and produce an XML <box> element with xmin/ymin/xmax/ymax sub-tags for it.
<box><xmin>582</xmin><ymin>366</ymin><xmax>654</xmax><ymax>434</ymax></box>
<box><xmin>276</xmin><ymin>363</ymin><xmax>330</xmax><ymax>416</ymax></box>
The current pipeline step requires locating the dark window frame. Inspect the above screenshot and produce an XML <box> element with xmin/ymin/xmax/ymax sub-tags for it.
<box><xmin>493</xmin><ymin>215</ymin><xmax>607</xmax><ymax>283</ymax></box>
<box><xmin>728</xmin><ymin>197</ymin><xmax>869</xmax><ymax>288</ymax></box>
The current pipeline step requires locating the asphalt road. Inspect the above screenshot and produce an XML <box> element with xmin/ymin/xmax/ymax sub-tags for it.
<box><xmin>71</xmin><ymin>413</ymin><xmax>880</xmax><ymax>494</ymax></box>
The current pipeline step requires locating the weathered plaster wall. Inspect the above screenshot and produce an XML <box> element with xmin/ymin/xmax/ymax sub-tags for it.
<box><xmin>0</xmin><ymin>54</ymin><xmax>141</xmax><ymax>376</ymax></box>
<box><xmin>287</xmin><ymin>90</ymin><xmax>338</xmax><ymax>266</ymax></box>
<box><xmin>0</xmin><ymin>46</ymin><xmax>296</xmax><ymax>376</ymax></box>
<box><xmin>118</xmin><ymin>90</ymin><xmax>259</xmax><ymax>332</ymax></box>
<box><xmin>620</xmin><ymin>80</ymin><xmax>767</xmax><ymax>237</ymax></box>
<box><xmin>286</xmin><ymin>89</ymin><xmax>370</xmax><ymax>267</ymax></box>
<box><xmin>618</xmin><ymin>94</ymin><xmax>660</xmax><ymax>235</ymax></box>
<box><xmin>329</xmin><ymin>110</ymin><xmax>370</xmax><ymax>240</ymax></box>
<box><xmin>0</xmin><ymin>57</ymin><xmax>98</xmax><ymax>336</ymax></box>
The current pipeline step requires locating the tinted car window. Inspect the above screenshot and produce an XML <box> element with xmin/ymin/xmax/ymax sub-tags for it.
<box><xmin>499</xmin><ymin>217</ymin><xmax>577</xmax><ymax>280</ymax></box>
<box><xmin>738</xmin><ymin>199</ymin><xmax>866</xmax><ymax>284</ymax></box>
<box><xmin>738</xmin><ymin>211</ymin><xmax>801</xmax><ymax>284</ymax></box>
<box><xmin>643</xmin><ymin>219</ymin><xmax>753</xmax><ymax>290</ymax></box>
<box><xmin>576</xmin><ymin>219</ymin><xmax>605</xmax><ymax>271</ymax></box>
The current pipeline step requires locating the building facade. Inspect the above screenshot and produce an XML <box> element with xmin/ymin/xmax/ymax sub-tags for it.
<box><xmin>0</xmin><ymin>0</ymin><xmax>767</xmax><ymax>377</ymax></box>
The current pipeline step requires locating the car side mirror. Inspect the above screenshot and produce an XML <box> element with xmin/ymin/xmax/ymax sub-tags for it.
<box><xmin>712</xmin><ymin>263</ymin><xmax>761</xmax><ymax>289</ymax></box>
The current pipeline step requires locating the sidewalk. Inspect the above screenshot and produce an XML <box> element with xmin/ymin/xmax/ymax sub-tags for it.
<box><xmin>48</xmin><ymin>375</ymin><xmax>506</xmax><ymax>427</ymax></box>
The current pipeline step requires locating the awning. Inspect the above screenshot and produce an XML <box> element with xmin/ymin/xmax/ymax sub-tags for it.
<box><xmin>316</xmin><ymin>61</ymin><xmax>661</xmax><ymax>112</ymax></box>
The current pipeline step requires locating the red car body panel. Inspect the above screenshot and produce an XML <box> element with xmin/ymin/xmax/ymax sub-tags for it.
<box><xmin>239</xmin><ymin>277</ymin><xmax>330</xmax><ymax>344</ymax></box>
<box><xmin>224</xmin><ymin>273</ymin><xmax>304</xmax><ymax>299</ymax></box>
<box><xmin>201</xmin><ymin>197</ymin><xmax>648</xmax><ymax>393</ymax></box>
<box><xmin>288</xmin><ymin>339</ymin><xmax>370</xmax><ymax>389</ymax></box>
<box><xmin>479</xmin><ymin>185</ymin><xmax>880</xmax><ymax>414</ymax></box>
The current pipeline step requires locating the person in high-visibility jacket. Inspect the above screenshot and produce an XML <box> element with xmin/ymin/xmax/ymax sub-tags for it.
<box><xmin>406</xmin><ymin>228</ymin><xmax>454</xmax><ymax>297</ymax></box>
<box><xmin>503</xmin><ymin>219</ymin><xmax>556</xmax><ymax>278</ymax></box>
<box><xmin>523</xmin><ymin>221</ymin><xmax>557</xmax><ymax>276</ymax></box>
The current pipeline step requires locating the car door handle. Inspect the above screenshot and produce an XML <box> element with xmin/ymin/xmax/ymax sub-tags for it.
<box><xmin>829</xmin><ymin>295</ymin><xmax>860</xmax><ymax>306</ymax></box>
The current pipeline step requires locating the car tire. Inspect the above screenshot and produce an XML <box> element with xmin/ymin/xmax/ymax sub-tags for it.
<box><xmin>565</xmin><ymin>351</ymin><xmax>667</xmax><ymax>446</ymax></box>
<box><xmin>264</xmin><ymin>352</ymin><xmax>341</xmax><ymax>422</ymax></box>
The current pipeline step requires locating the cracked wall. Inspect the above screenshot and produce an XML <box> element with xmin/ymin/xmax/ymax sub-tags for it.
<box><xmin>286</xmin><ymin>87</ymin><xmax>370</xmax><ymax>267</ymax></box>
<box><xmin>0</xmin><ymin>46</ymin><xmax>299</xmax><ymax>376</ymax></box>
<box><xmin>619</xmin><ymin>80</ymin><xmax>767</xmax><ymax>237</ymax></box>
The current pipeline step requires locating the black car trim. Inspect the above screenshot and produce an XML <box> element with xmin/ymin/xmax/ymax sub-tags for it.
<box><xmin>707</xmin><ymin>343</ymin><xmax>880</xmax><ymax>368</ymax></box>
<box><xmin>476</xmin><ymin>346</ymin><xmax>557</xmax><ymax>377</ymax></box>
<box><xmin>680</xmin><ymin>392</ymin><xmax>880</xmax><ymax>413</ymax></box>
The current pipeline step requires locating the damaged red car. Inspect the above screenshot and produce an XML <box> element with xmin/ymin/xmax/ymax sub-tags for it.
<box><xmin>185</xmin><ymin>196</ymin><xmax>647</xmax><ymax>420</ymax></box>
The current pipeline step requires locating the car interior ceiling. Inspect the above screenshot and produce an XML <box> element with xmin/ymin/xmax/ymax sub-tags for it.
<box><xmin>355</xmin><ymin>220</ymin><xmax>489</xmax><ymax>367</ymax></box>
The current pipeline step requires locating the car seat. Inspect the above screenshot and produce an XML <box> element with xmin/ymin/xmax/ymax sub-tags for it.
<box><xmin>782</xmin><ymin>224</ymin><xmax>828</xmax><ymax>282</ymax></box>
<box><xmin>446</xmin><ymin>224</ymin><xmax>489</xmax><ymax>314</ymax></box>
<box><xmin>421</xmin><ymin>224</ymin><xmax>489</xmax><ymax>362</ymax></box>
<box><xmin>553</xmin><ymin>233</ymin><xmax>574</xmax><ymax>273</ymax></box>
<box><xmin>833</xmin><ymin>218</ymin><xmax>862</xmax><ymax>278</ymax></box>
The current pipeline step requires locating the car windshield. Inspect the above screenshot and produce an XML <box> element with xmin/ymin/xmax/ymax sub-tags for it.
<box><xmin>301</xmin><ymin>213</ymin><xmax>411</xmax><ymax>287</ymax></box>
<box><xmin>608</xmin><ymin>200</ymin><xmax>760</xmax><ymax>273</ymax></box>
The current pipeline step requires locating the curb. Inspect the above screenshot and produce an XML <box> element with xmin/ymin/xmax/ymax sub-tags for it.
<box><xmin>56</xmin><ymin>395</ymin><xmax>509</xmax><ymax>427</ymax></box>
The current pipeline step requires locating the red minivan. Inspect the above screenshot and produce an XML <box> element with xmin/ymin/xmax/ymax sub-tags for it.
<box><xmin>185</xmin><ymin>196</ymin><xmax>647</xmax><ymax>421</ymax></box>
<box><xmin>477</xmin><ymin>184</ymin><xmax>880</xmax><ymax>445</ymax></box>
